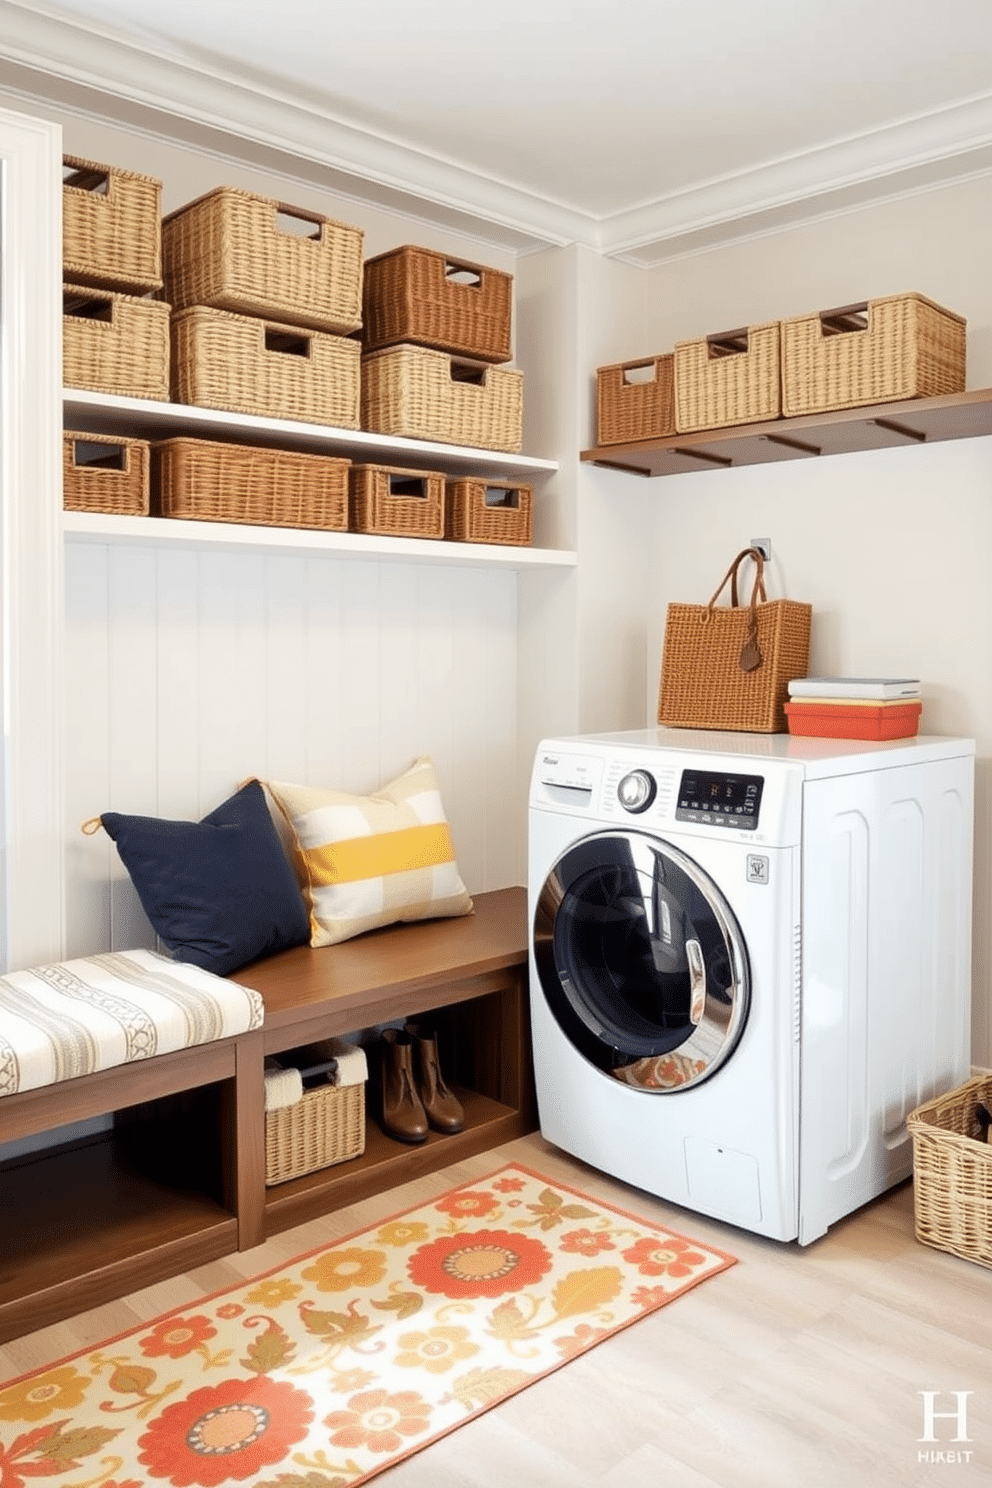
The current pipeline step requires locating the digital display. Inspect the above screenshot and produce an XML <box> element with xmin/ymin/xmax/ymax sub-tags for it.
<box><xmin>675</xmin><ymin>769</ymin><xmax>763</xmax><ymax>830</ymax></box>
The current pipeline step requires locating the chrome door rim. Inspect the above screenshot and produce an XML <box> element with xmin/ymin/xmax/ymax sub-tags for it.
<box><xmin>533</xmin><ymin>829</ymin><xmax>750</xmax><ymax>1091</ymax></box>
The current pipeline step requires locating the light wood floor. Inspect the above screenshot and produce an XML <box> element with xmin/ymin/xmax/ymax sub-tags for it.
<box><xmin>2</xmin><ymin>1132</ymin><xmax>990</xmax><ymax>1487</ymax></box>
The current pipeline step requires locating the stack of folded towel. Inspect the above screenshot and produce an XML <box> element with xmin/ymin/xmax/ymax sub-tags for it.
<box><xmin>264</xmin><ymin>1038</ymin><xmax>368</xmax><ymax>1111</ymax></box>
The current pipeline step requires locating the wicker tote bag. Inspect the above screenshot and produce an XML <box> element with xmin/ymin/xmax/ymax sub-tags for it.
<box><xmin>657</xmin><ymin>547</ymin><xmax>812</xmax><ymax>732</ymax></box>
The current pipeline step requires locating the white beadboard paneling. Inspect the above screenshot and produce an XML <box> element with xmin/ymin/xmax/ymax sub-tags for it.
<box><xmin>155</xmin><ymin>547</ymin><xmax>202</xmax><ymax>819</ymax></box>
<box><xmin>106</xmin><ymin>545</ymin><xmax>160</xmax><ymax>951</ymax></box>
<box><xmin>264</xmin><ymin>555</ymin><xmax>311</xmax><ymax>785</ymax></box>
<box><xmin>446</xmin><ymin>565</ymin><xmax>519</xmax><ymax>893</ymax></box>
<box><xmin>377</xmin><ymin>562</ymin><xmax>422</xmax><ymax>786</ymax></box>
<box><xmin>413</xmin><ymin>562</ymin><xmax>456</xmax><ymax>803</ymax></box>
<box><xmin>195</xmin><ymin>549</ymin><xmax>270</xmax><ymax>805</ymax></box>
<box><xmin>335</xmin><ymin>559</ymin><xmax>383</xmax><ymax>791</ymax></box>
<box><xmin>63</xmin><ymin>544</ymin><xmax>521</xmax><ymax>954</ymax></box>
<box><xmin>64</xmin><ymin>544</ymin><xmax>111</xmax><ymax>957</ymax></box>
<box><xmin>106</xmin><ymin>545</ymin><xmax>158</xmax><ymax>809</ymax></box>
<box><xmin>298</xmin><ymin>555</ymin><xmax>345</xmax><ymax>785</ymax></box>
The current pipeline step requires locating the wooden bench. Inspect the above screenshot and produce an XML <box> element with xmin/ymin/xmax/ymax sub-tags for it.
<box><xmin>0</xmin><ymin>887</ymin><xmax>534</xmax><ymax>1344</ymax></box>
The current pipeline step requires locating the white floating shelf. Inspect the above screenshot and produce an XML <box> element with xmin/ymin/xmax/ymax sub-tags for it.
<box><xmin>62</xmin><ymin>511</ymin><xmax>578</xmax><ymax>570</ymax></box>
<box><xmin>63</xmin><ymin>390</ymin><xmax>560</xmax><ymax>481</ymax></box>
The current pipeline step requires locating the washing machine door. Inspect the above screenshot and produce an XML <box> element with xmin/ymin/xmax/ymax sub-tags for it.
<box><xmin>534</xmin><ymin>829</ymin><xmax>750</xmax><ymax>1091</ymax></box>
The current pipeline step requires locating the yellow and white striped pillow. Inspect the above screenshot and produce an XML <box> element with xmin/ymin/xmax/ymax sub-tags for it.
<box><xmin>264</xmin><ymin>757</ymin><xmax>473</xmax><ymax>947</ymax></box>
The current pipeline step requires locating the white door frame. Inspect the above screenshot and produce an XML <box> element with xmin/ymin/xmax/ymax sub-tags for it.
<box><xmin>0</xmin><ymin>103</ymin><xmax>63</xmax><ymax>970</ymax></box>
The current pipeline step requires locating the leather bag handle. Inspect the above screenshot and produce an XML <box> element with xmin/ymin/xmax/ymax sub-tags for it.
<box><xmin>704</xmin><ymin>547</ymin><xmax>766</xmax><ymax>673</ymax></box>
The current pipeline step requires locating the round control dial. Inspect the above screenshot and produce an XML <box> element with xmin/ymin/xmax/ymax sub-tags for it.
<box><xmin>617</xmin><ymin>769</ymin><xmax>657</xmax><ymax>814</ymax></box>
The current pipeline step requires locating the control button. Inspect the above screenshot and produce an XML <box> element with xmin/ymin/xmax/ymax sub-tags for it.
<box><xmin>617</xmin><ymin>769</ymin><xmax>657</xmax><ymax>814</ymax></box>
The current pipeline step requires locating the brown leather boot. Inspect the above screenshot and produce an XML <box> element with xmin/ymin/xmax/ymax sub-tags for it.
<box><xmin>407</xmin><ymin>1020</ymin><xmax>464</xmax><ymax>1134</ymax></box>
<box><xmin>380</xmin><ymin>1028</ymin><xmax>428</xmax><ymax>1144</ymax></box>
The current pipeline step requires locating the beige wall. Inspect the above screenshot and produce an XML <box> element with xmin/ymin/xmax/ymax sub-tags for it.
<box><xmin>636</xmin><ymin>177</ymin><xmax>992</xmax><ymax>382</ymax></box>
<box><xmin>51</xmin><ymin>107</ymin><xmax>520</xmax><ymax>278</ymax></box>
<box><xmin>632</xmin><ymin>178</ymin><xmax>992</xmax><ymax>1064</ymax></box>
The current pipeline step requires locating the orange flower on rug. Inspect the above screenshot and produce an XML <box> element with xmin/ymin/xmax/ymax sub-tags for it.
<box><xmin>0</xmin><ymin>1164</ymin><xmax>735</xmax><ymax>1487</ymax></box>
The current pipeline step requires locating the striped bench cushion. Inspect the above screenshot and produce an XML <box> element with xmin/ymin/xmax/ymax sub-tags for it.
<box><xmin>0</xmin><ymin>949</ymin><xmax>264</xmax><ymax>1098</ymax></box>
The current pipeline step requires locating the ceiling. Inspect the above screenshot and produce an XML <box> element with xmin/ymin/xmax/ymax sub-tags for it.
<box><xmin>2</xmin><ymin>0</ymin><xmax>991</xmax><ymax>262</ymax></box>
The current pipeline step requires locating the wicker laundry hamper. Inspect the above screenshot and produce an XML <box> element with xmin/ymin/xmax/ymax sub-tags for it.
<box><xmin>907</xmin><ymin>1072</ymin><xmax>992</xmax><ymax>1269</ymax></box>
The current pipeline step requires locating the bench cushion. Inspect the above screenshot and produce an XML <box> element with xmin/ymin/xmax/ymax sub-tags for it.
<box><xmin>0</xmin><ymin>949</ymin><xmax>263</xmax><ymax>1097</ymax></box>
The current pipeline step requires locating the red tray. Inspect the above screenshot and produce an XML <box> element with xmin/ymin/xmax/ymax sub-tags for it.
<box><xmin>784</xmin><ymin>700</ymin><xmax>922</xmax><ymax>740</ymax></box>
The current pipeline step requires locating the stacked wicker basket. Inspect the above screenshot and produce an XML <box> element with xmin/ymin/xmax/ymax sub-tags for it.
<box><xmin>595</xmin><ymin>293</ymin><xmax>967</xmax><ymax>447</ymax></box>
<box><xmin>357</xmin><ymin>245</ymin><xmax>531</xmax><ymax>545</ymax></box>
<box><xmin>62</xmin><ymin>155</ymin><xmax>168</xmax><ymax>517</ymax></box>
<box><xmin>154</xmin><ymin>186</ymin><xmax>367</xmax><ymax>531</ymax></box>
<box><xmin>61</xmin><ymin>154</ymin><xmax>533</xmax><ymax>545</ymax></box>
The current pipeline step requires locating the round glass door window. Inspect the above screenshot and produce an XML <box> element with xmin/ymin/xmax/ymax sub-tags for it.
<box><xmin>533</xmin><ymin>830</ymin><xmax>750</xmax><ymax>1091</ymax></box>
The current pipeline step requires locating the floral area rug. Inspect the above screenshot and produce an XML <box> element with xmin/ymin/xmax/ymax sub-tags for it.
<box><xmin>0</xmin><ymin>1163</ymin><xmax>736</xmax><ymax>1487</ymax></box>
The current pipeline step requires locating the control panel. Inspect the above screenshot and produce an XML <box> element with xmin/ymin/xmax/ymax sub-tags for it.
<box><xmin>534</xmin><ymin>749</ymin><xmax>603</xmax><ymax>809</ymax></box>
<box><xmin>675</xmin><ymin>769</ymin><xmax>764</xmax><ymax>831</ymax></box>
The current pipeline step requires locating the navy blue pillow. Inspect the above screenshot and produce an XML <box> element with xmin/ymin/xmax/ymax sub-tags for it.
<box><xmin>101</xmin><ymin>781</ymin><xmax>310</xmax><ymax>976</ymax></box>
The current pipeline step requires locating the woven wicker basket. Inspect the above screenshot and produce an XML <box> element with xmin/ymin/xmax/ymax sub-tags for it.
<box><xmin>363</xmin><ymin>245</ymin><xmax>513</xmax><ymax>363</ymax></box>
<box><xmin>171</xmin><ymin>306</ymin><xmax>361</xmax><ymax>427</ymax></box>
<box><xmin>445</xmin><ymin>478</ymin><xmax>532</xmax><ymax>546</ymax></box>
<box><xmin>780</xmin><ymin>293</ymin><xmax>967</xmax><ymax>417</ymax></box>
<box><xmin>162</xmin><ymin>187</ymin><xmax>364</xmax><ymax>334</ymax></box>
<box><xmin>596</xmin><ymin>355</ymin><xmax>675</xmax><ymax>445</ymax></box>
<box><xmin>63</xmin><ymin>430</ymin><xmax>150</xmax><ymax>515</ymax></box>
<box><xmin>62</xmin><ymin>155</ymin><xmax>162</xmax><ymax>293</ymax></box>
<box><xmin>64</xmin><ymin>284</ymin><xmax>171</xmax><ymax>400</ymax></box>
<box><xmin>674</xmin><ymin>321</ymin><xmax>781</xmax><ymax>432</ymax></box>
<box><xmin>265</xmin><ymin>1080</ymin><xmax>365</xmax><ymax>1186</ymax></box>
<box><xmin>152</xmin><ymin>437</ymin><xmax>349</xmax><ymax>530</ymax></box>
<box><xmin>361</xmin><ymin>344</ymin><xmax>523</xmax><ymax>452</ymax></box>
<box><xmin>907</xmin><ymin>1072</ymin><xmax>992</xmax><ymax>1269</ymax></box>
<box><xmin>349</xmin><ymin>464</ymin><xmax>445</xmax><ymax>538</ymax></box>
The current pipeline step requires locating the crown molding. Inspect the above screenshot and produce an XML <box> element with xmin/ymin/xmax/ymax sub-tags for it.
<box><xmin>1</xmin><ymin>0</ymin><xmax>990</xmax><ymax>263</ymax></box>
<box><xmin>0</xmin><ymin>0</ymin><xmax>591</xmax><ymax>254</ymax></box>
<box><xmin>604</xmin><ymin>93</ymin><xmax>992</xmax><ymax>265</ymax></box>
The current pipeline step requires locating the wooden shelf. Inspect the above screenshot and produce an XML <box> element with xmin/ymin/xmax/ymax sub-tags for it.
<box><xmin>581</xmin><ymin>386</ymin><xmax>992</xmax><ymax>478</ymax></box>
<box><xmin>0</xmin><ymin>1133</ymin><xmax>238</xmax><ymax>1340</ymax></box>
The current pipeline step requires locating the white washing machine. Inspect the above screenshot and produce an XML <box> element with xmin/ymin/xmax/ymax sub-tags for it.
<box><xmin>528</xmin><ymin>727</ymin><xmax>974</xmax><ymax>1244</ymax></box>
